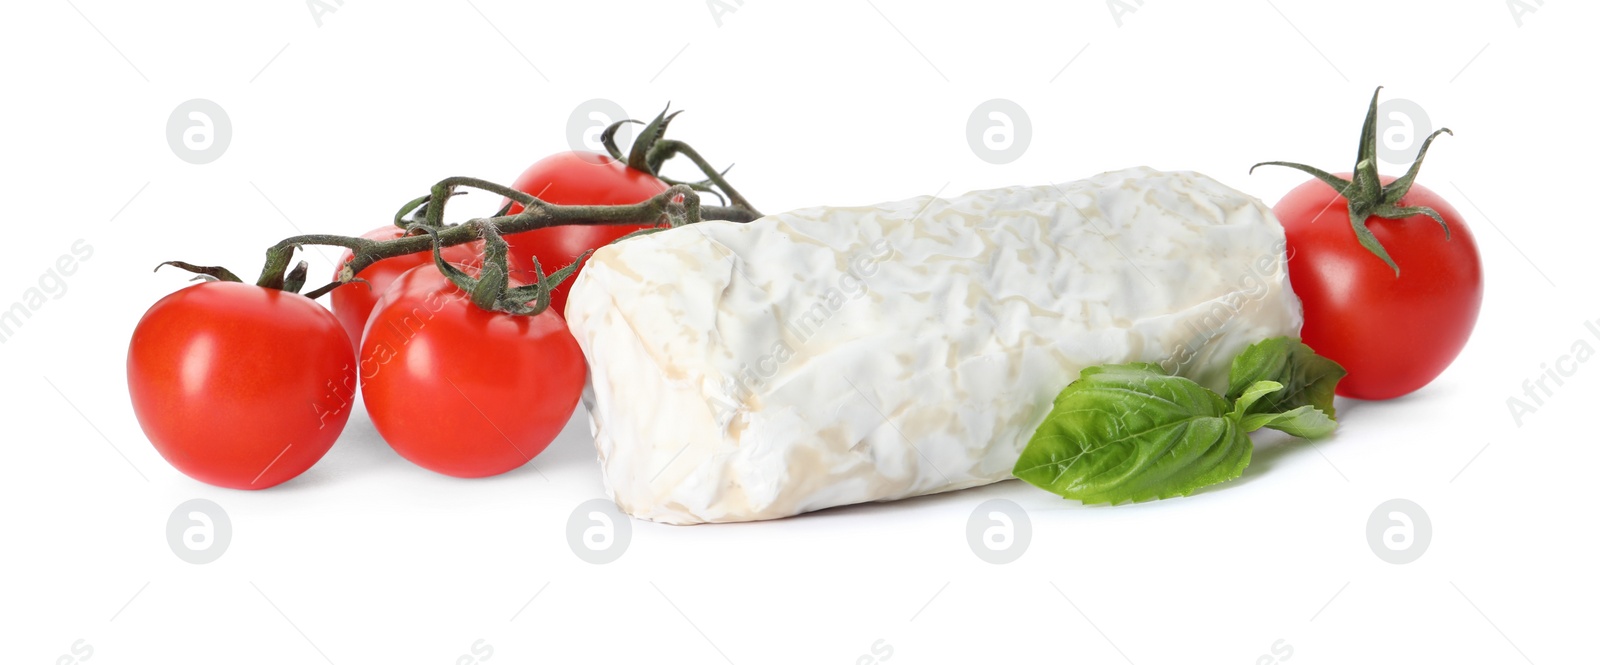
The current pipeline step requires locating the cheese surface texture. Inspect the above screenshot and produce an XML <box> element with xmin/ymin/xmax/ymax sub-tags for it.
<box><xmin>565</xmin><ymin>167</ymin><xmax>1302</xmax><ymax>524</ymax></box>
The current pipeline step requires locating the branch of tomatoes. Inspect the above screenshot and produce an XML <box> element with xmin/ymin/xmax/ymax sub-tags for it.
<box><xmin>159</xmin><ymin>106</ymin><xmax>763</xmax><ymax>313</ymax></box>
<box><xmin>267</xmin><ymin>178</ymin><xmax>711</xmax><ymax>302</ymax></box>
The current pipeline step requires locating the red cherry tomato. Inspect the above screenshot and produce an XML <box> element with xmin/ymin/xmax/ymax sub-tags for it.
<box><xmin>1275</xmin><ymin>175</ymin><xmax>1483</xmax><ymax>400</ymax></box>
<box><xmin>359</xmin><ymin>266</ymin><xmax>586</xmax><ymax>478</ymax></box>
<box><xmin>503</xmin><ymin>151</ymin><xmax>669</xmax><ymax>315</ymax></box>
<box><xmin>128</xmin><ymin>281</ymin><xmax>356</xmax><ymax>489</ymax></box>
<box><xmin>330</xmin><ymin>226</ymin><xmax>482</xmax><ymax>356</ymax></box>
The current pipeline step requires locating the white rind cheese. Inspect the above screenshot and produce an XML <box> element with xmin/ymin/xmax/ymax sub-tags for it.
<box><xmin>565</xmin><ymin>167</ymin><xmax>1302</xmax><ymax>524</ymax></box>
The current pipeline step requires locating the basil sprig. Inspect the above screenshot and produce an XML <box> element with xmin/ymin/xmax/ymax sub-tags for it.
<box><xmin>1012</xmin><ymin>337</ymin><xmax>1346</xmax><ymax>504</ymax></box>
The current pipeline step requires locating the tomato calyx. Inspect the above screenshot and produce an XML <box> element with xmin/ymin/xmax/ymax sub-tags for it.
<box><xmin>1251</xmin><ymin>86</ymin><xmax>1454</xmax><ymax>276</ymax></box>
<box><xmin>619</xmin><ymin>105</ymin><xmax>681</xmax><ymax>175</ymax></box>
<box><xmin>155</xmin><ymin>261</ymin><xmax>244</xmax><ymax>284</ymax></box>
<box><xmin>157</xmin><ymin>258</ymin><xmax>315</xmax><ymax>296</ymax></box>
<box><xmin>411</xmin><ymin>220</ymin><xmax>585</xmax><ymax>316</ymax></box>
<box><xmin>599</xmin><ymin>104</ymin><xmax>761</xmax><ymax>216</ymax></box>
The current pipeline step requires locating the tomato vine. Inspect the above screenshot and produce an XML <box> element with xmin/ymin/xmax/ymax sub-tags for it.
<box><xmin>158</xmin><ymin>107</ymin><xmax>761</xmax><ymax>312</ymax></box>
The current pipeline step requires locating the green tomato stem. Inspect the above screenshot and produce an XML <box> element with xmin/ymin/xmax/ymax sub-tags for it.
<box><xmin>287</xmin><ymin>182</ymin><xmax>709</xmax><ymax>301</ymax></box>
<box><xmin>160</xmin><ymin>107</ymin><xmax>763</xmax><ymax>303</ymax></box>
<box><xmin>1249</xmin><ymin>86</ymin><xmax>1453</xmax><ymax>276</ymax></box>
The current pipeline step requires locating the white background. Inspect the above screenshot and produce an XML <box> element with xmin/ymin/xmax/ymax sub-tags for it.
<box><xmin>1</xmin><ymin>1</ymin><xmax>1593</xmax><ymax>663</ymax></box>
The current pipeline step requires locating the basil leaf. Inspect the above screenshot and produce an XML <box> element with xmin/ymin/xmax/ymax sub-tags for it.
<box><xmin>1228</xmin><ymin>380</ymin><xmax>1284</xmax><ymax>421</ymax></box>
<box><xmin>1240</xmin><ymin>405</ymin><xmax>1337</xmax><ymax>440</ymax></box>
<box><xmin>1225</xmin><ymin>337</ymin><xmax>1347</xmax><ymax>419</ymax></box>
<box><xmin>1012</xmin><ymin>364</ymin><xmax>1252</xmax><ymax>505</ymax></box>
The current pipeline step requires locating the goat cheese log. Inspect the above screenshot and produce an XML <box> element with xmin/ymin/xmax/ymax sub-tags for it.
<box><xmin>565</xmin><ymin>167</ymin><xmax>1303</xmax><ymax>524</ymax></box>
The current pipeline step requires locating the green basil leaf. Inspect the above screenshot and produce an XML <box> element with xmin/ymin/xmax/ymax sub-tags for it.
<box><xmin>1240</xmin><ymin>405</ymin><xmax>1338</xmax><ymax>440</ymax></box>
<box><xmin>1228</xmin><ymin>380</ymin><xmax>1284</xmax><ymax>422</ymax></box>
<box><xmin>1013</xmin><ymin>364</ymin><xmax>1252</xmax><ymax>504</ymax></box>
<box><xmin>1225</xmin><ymin>337</ymin><xmax>1347</xmax><ymax>419</ymax></box>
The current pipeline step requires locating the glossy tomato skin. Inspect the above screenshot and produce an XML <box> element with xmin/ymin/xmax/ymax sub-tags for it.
<box><xmin>330</xmin><ymin>226</ymin><xmax>482</xmax><ymax>356</ymax></box>
<box><xmin>128</xmin><ymin>282</ymin><xmax>355</xmax><ymax>489</ymax></box>
<box><xmin>1275</xmin><ymin>175</ymin><xmax>1483</xmax><ymax>400</ymax></box>
<box><xmin>359</xmin><ymin>267</ymin><xmax>586</xmax><ymax>478</ymax></box>
<box><xmin>503</xmin><ymin>151</ymin><xmax>669</xmax><ymax>315</ymax></box>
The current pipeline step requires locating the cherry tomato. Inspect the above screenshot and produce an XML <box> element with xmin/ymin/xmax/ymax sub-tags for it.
<box><xmin>503</xmin><ymin>151</ymin><xmax>669</xmax><ymax>315</ymax></box>
<box><xmin>359</xmin><ymin>266</ymin><xmax>586</xmax><ymax>478</ymax></box>
<box><xmin>1275</xmin><ymin>175</ymin><xmax>1483</xmax><ymax>400</ymax></box>
<box><xmin>128</xmin><ymin>282</ymin><xmax>356</xmax><ymax>489</ymax></box>
<box><xmin>330</xmin><ymin>226</ymin><xmax>482</xmax><ymax>356</ymax></box>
